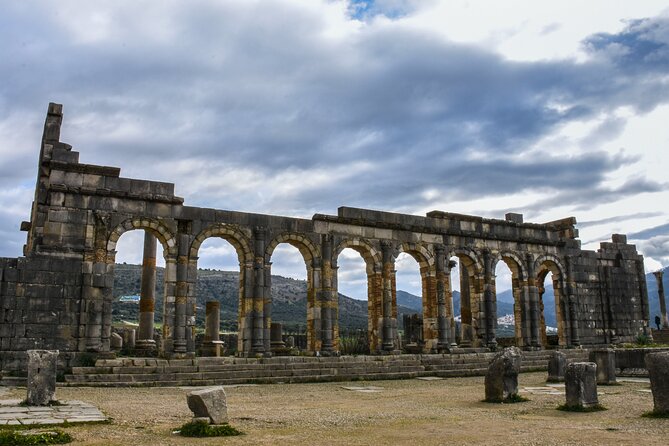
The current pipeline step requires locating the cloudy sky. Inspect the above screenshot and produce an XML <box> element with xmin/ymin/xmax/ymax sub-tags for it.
<box><xmin>1</xmin><ymin>0</ymin><xmax>669</xmax><ymax>299</ymax></box>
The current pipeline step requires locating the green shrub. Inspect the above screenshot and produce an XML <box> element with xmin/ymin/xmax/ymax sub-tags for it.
<box><xmin>0</xmin><ymin>429</ymin><xmax>72</xmax><ymax>445</ymax></box>
<box><xmin>178</xmin><ymin>420</ymin><xmax>243</xmax><ymax>437</ymax></box>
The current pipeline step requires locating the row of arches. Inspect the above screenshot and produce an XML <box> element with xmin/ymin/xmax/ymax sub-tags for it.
<box><xmin>98</xmin><ymin>219</ymin><xmax>578</xmax><ymax>356</ymax></box>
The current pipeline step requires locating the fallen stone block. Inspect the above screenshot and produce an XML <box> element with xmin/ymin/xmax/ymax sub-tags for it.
<box><xmin>187</xmin><ymin>386</ymin><xmax>228</xmax><ymax>424</ymax></box>
<box><xmin>645</xmin><ymin>351</ymin><xmax>669</xmax><ymax>414</ymax></box>
<box><xmin>565</xmin><ymin>362</ymin><xmax>598</xmax><ymax>409</ymax></box>
<box><xmin>484</xmin><ymin>346</ymin><xmax>522</xmax><ymax>402</ymax></box>
<box><xmin>26</xmin><ymin>349</ymin><xmax>59</xmax><ymax>406</ymax></box>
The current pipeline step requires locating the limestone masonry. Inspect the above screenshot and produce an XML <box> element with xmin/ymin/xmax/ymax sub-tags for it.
<box><xmin>0</xmin><ymin>104</ymin><xmax>652</xmax><ymax>373</ymax></box>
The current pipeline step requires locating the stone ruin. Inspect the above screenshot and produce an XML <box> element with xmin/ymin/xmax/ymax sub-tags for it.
<box><xmin>0</xmin><ymin>103</ymin><xmax>654</xmax><ymax>373</ymax></box>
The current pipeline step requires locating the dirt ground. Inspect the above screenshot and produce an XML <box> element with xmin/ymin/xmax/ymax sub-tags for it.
<box><xmin>3</xmin><ymin>372</ymin><xmax>667</xmax><ymax>446</ymax></box>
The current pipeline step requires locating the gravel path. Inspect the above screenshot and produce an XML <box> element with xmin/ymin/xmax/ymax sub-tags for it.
<box><xmin>2</xmin><ymin>372</ymin><xmax>667</xmax><ymax>445</ymax></box>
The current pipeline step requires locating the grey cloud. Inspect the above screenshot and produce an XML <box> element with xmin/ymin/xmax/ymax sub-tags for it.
<box><xmin>1</xmin><ymin>2</ymin><xmax>669</xmax><ymax>233</ymax></box>
<box><xmin>578</xmin><ymin>212</ymin><xmax>664</xmax><ymax>228</ymax></box>
<box><xmin>628</xmin><ymin>222</ymin><xmax>669</xmax><ymax>241</ymax></box>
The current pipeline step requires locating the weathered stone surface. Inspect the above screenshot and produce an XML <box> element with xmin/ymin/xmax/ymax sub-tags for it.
<box><xmin>547</xmin><ymin>351</ymin><xmax>567</xmax><ymax>383</ymax></box>
<box><xmin>589</xmin><ymin>349</ymin><xmax>616</xmax><ymax>385</ymax></box>
<box><xmin>26</xmin><ymin>349</ymin><xmax>58</xmax><ymax>406</ymax></box>
<box><xmin>187</xmin><ymin>386</ymin><xmax>228</xmax><ymax>424</ymax></box>
<box><xmin>0</xmin><ymin>103</ymin><xmax>654</xmax><ymax>369</ymax></box>
<box><xmin>565</xmin><ymin>362</ymin><xmax>598</xmax><ymax>408</ymax></box>
<box><xmin>645</xmin><ymin>351</ymin><xmax>669</xmax><ymax>414</ymax></box>
<box><xmin>110</xmin><ymin>332</ymin><xmax>123</xmax><ymax>351</ymax></box>
<box><xmin>485</xmin><ymin>347</ymin><xmax>521</xmax><ymax>402</ymax></box>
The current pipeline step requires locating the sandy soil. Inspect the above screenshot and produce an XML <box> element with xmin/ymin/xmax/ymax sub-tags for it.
<box><xmin>3</xmin><ymin>372</ymin><xmax>667</xmax><ymax>446</ymax></box>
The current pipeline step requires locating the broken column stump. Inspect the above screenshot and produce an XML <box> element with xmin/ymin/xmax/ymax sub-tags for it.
<box><xmin>547</xmin><ymin>350</ymin><xmax>567</xmax><ymax>383</ymax></box>
<box><xmin>201</xmin><ymin>301</ymin><xmax>222</xmax><ymax>357</ymax></box>
<box><xmin>26</xmin><ymin>349</ymin><xmax>59</xmax><ymax>406</ymax></box>
<box><xmin>484</xmin><ymin>346</ymin><xmax>522</xmax><ymax>402</ymax></box>
<box><xmin>645</xmin><ymin>351</ymin><xmax>669</xmax><ymax>415</ymax></box>
<box><xmin>564</xmin><ymin>362</ymin><xmax>599</xmax><ymax>409</ymax></box>
<box><xmin>187</xmin><ymin>386</ymin><xmax>228</xmax><ymax>424</ymax></box>
<box><xmin>589</xmin><ymin>349</ymin><xmax>616</xmax><ymax>385</ymax></box>
<box><xmin>110</xmin><ymin>332</ymin><xmax>123</xmax><ymax>351</ymax></box>
<box><xmin>270</xmin><ymin>322</ymin><xmax>286</xmax><ymax>352</ymax></box>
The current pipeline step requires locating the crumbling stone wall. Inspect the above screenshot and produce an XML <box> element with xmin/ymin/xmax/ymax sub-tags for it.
<box><xmin>0</xmin><ymin>104</ymin><xmax>651</xmax><ymax>372</ymax></box>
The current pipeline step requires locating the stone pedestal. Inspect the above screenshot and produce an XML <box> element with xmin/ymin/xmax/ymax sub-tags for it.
<box><xmin>201</xmin><ymin>301</ymin><xmax>222</xmax><ymax>356</ymax></box>
<box><xmin>589</xmin><ymin>349</ymin><xmax>616</xmax><ymax>385</ymax></box>
<box><xmin>547</xmin><ymin>350</ymin><xmax>567</xmax><ymax>383</ymax></box>
<box><xmin>270</xmin><ymin>322</ymin><xmax>285</xmax><ymax>351</ymax></box>
<box><xmin>484</xmin><ymin>346</ymin><xmax>522</xmax><ymax>402</ymax></box>
<box><xmin>645</xmin><ymin>351</ymin><xmax>669</xmax><ymax>414</ymax></box>
<box><xmin>26</xmin><ymin>350</ymin><xmax>59</xmax><ymax>406</ymax></box>
<box><xmin>110</xmin><ymin>332</ymin><xmax>123</xmax><ymax>351</ymax></box>
<box><xmin>565</xmin><ymin>362</ymin><xmax>598</xmax><ymax>409</ymax></box>
<box><xmin>122</xmin><ymin>328</ymin><xmax>136</xmax><ymax>350</ymax></box>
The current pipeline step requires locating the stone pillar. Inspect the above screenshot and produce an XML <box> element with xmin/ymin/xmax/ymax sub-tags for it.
<box><xmin>252</xmin><ymin>227</ymin><xmax>266</xmax><ymax>355</ymax></box>
<box><xmin>136</xmin><ymin>232</ymin><xmax>157</xmax><ymax>351</ymax></box>
<box><xmin>589</xmin><ymin>349</ymin><xmax>616</xmax><ymax>385</ymax></box>
<box><xmin>123</xmin><ymin>328</ymin><xmax>136</xmax><ymax>350</ymax></box>
<box><xmin>26</xmin><ymin>350</ymin><xmax>58</xmax><ymax>406</ymax></box>
<box><xmin>564</xmin><ymin>362</ymin><xmax>599</xmax><ymax>409</ymax></box>
<box><xmin>519</xmin><ymin>284</ymin><xmax>532</xmax><ymax>348</ymax></box>
<box><xmin>447</xmin><ymin>260</ymin><xmax>457</xmax><ymax>348</ymax></box>
<box><xmin>435</xmin><ymin>245</ymin><xmax>449</xmax><ymax>351</ymax></box>
<box><xmin>645</xmin><ymin>351</ymin><xmax>669</xmax><ymax>415</ymax></box>
<box><xmin>320</xmin><ymin>235</ymin><xmax>335</xmax><ymax>354</ymax></box>
<box><xmin>459</xmin><ymin>264</ymin><xmax>473</xmax><ymax>348</ymax></box>
<box><xmin>381</xmin><ymin>241</ymin><xmax>395</xmax><ymax>352</ymax></box>
<box><xmin>654</xmin><ymin>271</ymin><xmax>668</xmax><ymax>329</ymax></box>
<box><xmin>484</xmin><ymin>346</ymin><xmax>521</xmax><ymax>402</ymax></box>
<box><xmin>201</xmin><ymin>301</ymin><xmax>221</xmax><ymax>357</ymax></box>
<box><xmin>526</xmin><ymin>254</ymin><xmax>541</xmax><ymax>349</ymax></box>
<box><xmin>565</xmin><ymin>256</ymin><xmax>580</xmax><ymax>346</ymax></box>
<box><xmin>547</xmin><ymin>350</ymin><xmax>567</xmax><ymax>383</ymax></box>
<box><xmin>482</xmin><ymin>250</ymin><xmax>497</xmax><ymax>349</ymax></box>
<box><xmin>173</xmin><ymin>232</ymin><xmax>190</xmax><ymax>354</ymax></box>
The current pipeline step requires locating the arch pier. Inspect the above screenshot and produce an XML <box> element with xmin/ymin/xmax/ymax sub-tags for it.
<box><xmin>0</xmin><ymin>104</ymin><xmax>652</xmax><ymax>372</ymax></box>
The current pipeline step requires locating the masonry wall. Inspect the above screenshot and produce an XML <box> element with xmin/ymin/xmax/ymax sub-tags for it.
<box><xmin>0</xmin><ymin>103</ymin><xmax>653</xmax><ymax>374</ymax></box>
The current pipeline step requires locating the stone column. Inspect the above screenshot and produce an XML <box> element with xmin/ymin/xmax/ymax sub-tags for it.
<box><xmin>447</xmin><ymin>260</ymin><xmax>457</xmax><ymax>348</ymax></box>
<box><xmin>252</xmin><ymin>227</ymin><xmax>266</xmax><ymax>355</ymax></box>
<box><xmin>201</xmin><ymin>301</ymin><xmax>221</xmax><ymax>356</ymax></box>
<box><xmin>381</xmin><ymin>241</ymin><xmax>395</xmax><ymax>352</ymax></box>
<box><xmin>173</xmin><ymin>233</ymin><xmax>190</xmax><ymax>354</ymax></box>
<box><xmin>435</xmin><ymin>245</ymin><xmax>449</xmax><ymax>350</ymax></box>
<box><xmin>26</xmin><ymin>350</ymin><xmax>59</xmax><ymax>406</ymax></box>
<box><xmin>320</xmin><ymin>235</ymin><xmax>334</xmax><ymax>354</ymax></box>
<box><xmin>565</xmin><ymin>256</ymin><xmax>580</xmax><ymax>346</ymax></box>
<box><xmin>654</xmin><ymin>271</ymin><xmax>668</xmax><ymax>329</ymax></box>
<box><xmin>136</xmin><ymin>232</ymin><xmax>157</xmax><ymax>351</ymax></box>
<box><xmin>526</xmin><ymin>254</ymin><xmax>540</xmax><ymax>349</ymax></box>
<box><xmin>482</xmin><ymin>250</ymin><xmax>497</xmax><ymax>349</ymax></box>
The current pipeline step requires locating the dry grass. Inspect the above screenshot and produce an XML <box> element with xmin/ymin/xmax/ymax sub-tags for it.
<box><xmin>3</xmin><ymin>372</ymin><xmax>666</xmax><ymax>445</ymax></box>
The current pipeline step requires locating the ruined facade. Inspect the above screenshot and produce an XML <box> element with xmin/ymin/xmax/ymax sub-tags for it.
<box><xmin>0</xmin><ymin>104</ymin><xmax>651</xmax><ymax>371</ymax></box>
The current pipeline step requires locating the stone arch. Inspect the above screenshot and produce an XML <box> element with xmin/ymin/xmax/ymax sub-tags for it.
<box><xmin>265</xmin><ymin>232</ymin><xmax>320</xmax><ymax>266</ymax></box>
<box><xmin>396</xmin><ymin>243</ymin><xmax>439</xmax><ymax>351</ymax></box>
<box><xmin>333</xmin><ymin>238</ymin><xmax>383</xmax><ymax>354</ymax></box>
<box><xmin>534</xmin><ymin>254</ymin><xmax>568</xmax><ymax>347</ymax></box>
<box><xmin>190</xmin><ymin>223</ymin><xmax>253</xmax><ymax>265</ymax></box>
<box><xmin>334</xmin><ymin>238</ymin><xmax>382</xmax><ymax>274</ymax></box>
<box><xmin>492</xmin><ymin>251</ymin><xmax>529</xmax><ymax>347</ymax></box>
<box><xmin>448</xmin><ymin>247</ymin><xmax>484</xmax><ymax>347</ymax></box>
<box><xmin>264</xmin><ymin>232</ymin><xmax>321</xmax><ymax>352</ymax></box>
<box><xmin>107</xmin><ymin>218</ymin><xmax>177</xmax><ymax>260</ymax></box>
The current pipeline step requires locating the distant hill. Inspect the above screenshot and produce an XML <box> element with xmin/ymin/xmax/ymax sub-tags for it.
<box><xmin>119</xmin><ymin>263</ymin><xmax>669</xmax><ymax>334</ymax></box>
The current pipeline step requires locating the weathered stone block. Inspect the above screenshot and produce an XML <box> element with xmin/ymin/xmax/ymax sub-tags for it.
<box><xmin>565</xmin><ymin>362</ymin><xmax>598</xmax><ymax>409</ymax></box>
<box><xmin>645</xmin><ymin>351</ymin><xmax>669</xmax><ymax>414</ymax></box>
<box><xmin>484</xmin><ymin>346</ymin><xmax>521</xmax><ymax>402</ymax></box>
<box><xmin>110</xmin><ymin>332</ymin><xmax>123</xmax><ymax>351</ymax></box>
<box><xmin>187</xmin><ymin>386</ymin><xmax>228</xmax><ymax>424</ymax></box>
<box><xmin>26</xmin><ymin>349</ymin><xmax>58</xmax><ymax>406</ymax></box>
<box><xmin>589</xmin><ymin>349</ymin><xmax>616</xmax><ymax>385</ymax></box>
<box><xmin>547</xmin><ymin>351</ymin><xmax>567</xmax><ymax>383</ymax></box>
